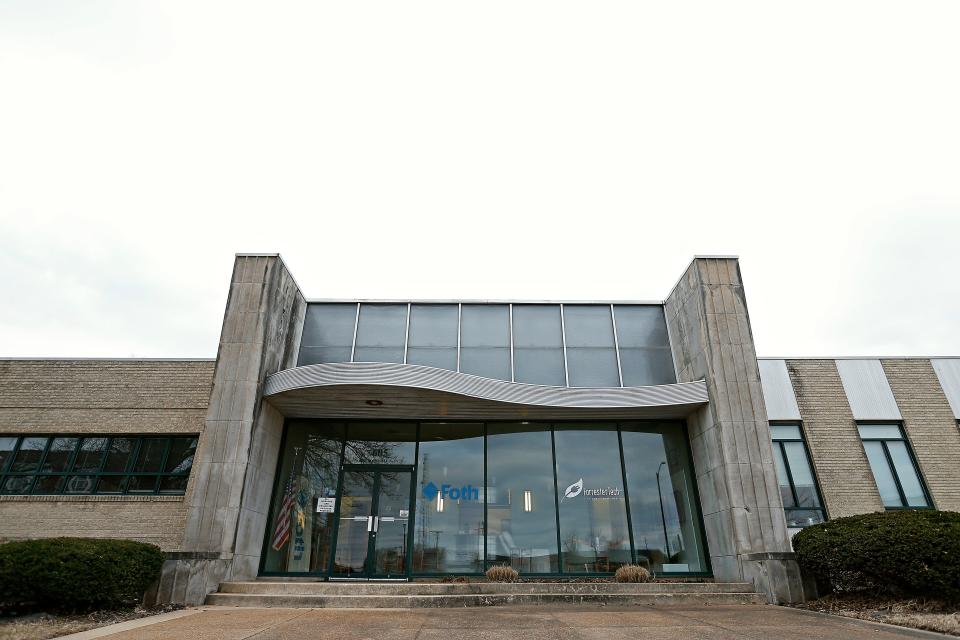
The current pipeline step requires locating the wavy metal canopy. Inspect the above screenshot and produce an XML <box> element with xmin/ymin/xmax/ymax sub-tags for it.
<box><xmin>263</xmin><ymin>362</ymin><xmax>708</xmax><ymax>420</ymax></box>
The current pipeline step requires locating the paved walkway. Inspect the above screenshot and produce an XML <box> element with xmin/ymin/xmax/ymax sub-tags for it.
<box><xmin>80</xmin><ymin>605</ymin><xmax>947</xmax><ymax>639</ymax></box>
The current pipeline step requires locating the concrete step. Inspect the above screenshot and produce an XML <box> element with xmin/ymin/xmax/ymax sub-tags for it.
<box><xmin>205</xmin><ymin>591</ymin><xmax>767</xmax><ymax>608</ymax></box>
<box><xmin>217</xmin><ymin>581</ymin><xmax>756</xmax><ymax>596</ymax></box>
<box><xmin>205</xmin><ymin>582</ymin><xmax>766</xmax><ymax>608</ymax></box>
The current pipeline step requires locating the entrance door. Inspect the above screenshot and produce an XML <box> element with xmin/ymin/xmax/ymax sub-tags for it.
<box><xmin>331</xmin><ymin>466</ymin><xmax>412</xmax><ymax>579</ymax></box>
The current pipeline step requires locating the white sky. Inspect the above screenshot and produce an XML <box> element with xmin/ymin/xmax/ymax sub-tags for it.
<box><xmin>1</xmin><ymin>1</ymin><xmax>958</xmax><ymax>359</ymax></box>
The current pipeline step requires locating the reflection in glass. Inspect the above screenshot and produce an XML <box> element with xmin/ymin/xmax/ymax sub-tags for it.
<box><xmin>414</xmin><ymin>424</ymin><xmax>484</xmax><ymax>573</ymax></box>
<box><xmin>354</xmin><ymin>304</ymin><xmax>407</xmax><ymax>364</ymax></box>
<box><xmin>620</xmin><ymin>425</ymin><xmax>706</xmax><ymax>572</ymax></box>
<box><xmin>512</xmin><ymin>305</ymin><xmax>565</xmax><ymax>386</ymax></box>
<box><xmin>459</xmin><ymin>305</ymin><xmax>510</xmax><ymax>381</ymax></box>
<box><xmin>344</xmin><ymin>424</ymin><xmax>416</xmax><ymax>465</ymax></box>
<box><xmin>298</xmin><ymin>303</ymin><xmax>357</xmax><ymax>365</ymax></box>
<box><xmin>614</xmin><ymin>306</ymin><xmax>676</xmax><ymax>386</ymax></box>
<box><xmin>407</xmin><ymin>305</ymin><xmax>458</xmax><ymax>371</ymax></box>
<box><xmin>40</xmin><ymin>438</ymin><xmax>79</xmax><ymax>472</ymax></box>
<box><xmin>554</xmin><ymin>427</ymin><xmax>631</xmax><ymax>573</ymax></box>
<box><xmin>263</xmin><ymin>422</ymin><xmax>346</xmax><ymax>574</ymax></box>
<box><xmin>864</xmin><ymin>442</ymin><xmax>902</xmax><ymax>507</ymax></box>
<box><xmin>887</xmin><ymin>441</ymin><xmax>929</xmax><ymax>507</ymax></box>
<box><xmin>372</xmin><ymin>472</ymin><xmax>412</xmax><ymax>577</ymax></box>
<box><xmin>334</xmin><ymin>470</ymin><xmax>375</xmax><ymax>576</ymax></box>
<box><xmin>859</xmin><ymin>424</ymin><xmax>930</xmax><ymax>509</ymax></box>
<box><xmin>73</xmin><ymin>438</ymin><xmax>107</xmax><ymax>472</ymax></box>
<box><xmin>11</xmin><ymin>437</ymin><xmax>48</xmax><ymax>472</ymax></box>
<box><xmin>0</xmin><ymin>437</ymin><xmax>16</xmax><ymax>472</ymax></box>
<box><xmin>563</xmin><ymin>306</ymin><xmax>620</xmax><ymax>387</ymax></box>
<box><xmin>486</xmin><ymin>425</ymin><xmax>559</xmax><ymax>572</ymax></box>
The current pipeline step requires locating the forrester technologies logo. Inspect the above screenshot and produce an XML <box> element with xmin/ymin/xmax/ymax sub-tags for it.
<box><xmin>561</xmin><ymin>478</ymin><xmax>622</xmax><ymax>501</ymax></box>
<box><xmin>422</xmin><ymin>481</ymin><xmax>480</xmax><ymax>501</ymax></box>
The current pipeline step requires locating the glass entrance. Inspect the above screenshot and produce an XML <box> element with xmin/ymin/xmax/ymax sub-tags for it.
<box><xmin>332</xmin><ymin>466</ymin><xmax>412</xmax><ymax>579</ymax></box>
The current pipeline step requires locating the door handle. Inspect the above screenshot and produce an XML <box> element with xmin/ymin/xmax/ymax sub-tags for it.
<box><xmin>372</xmin><ymin>516</ymin><xmax>379</xmax><ymax>533</ymax></box>
<box><xmin>367</xmin><ymin>516</ymin><xmax>374</xmax><ymax>532</ymax></box>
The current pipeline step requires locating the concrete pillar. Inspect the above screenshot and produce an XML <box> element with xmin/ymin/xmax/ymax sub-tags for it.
<box><xmin>152</xmin><ymin>254</ymin><xmax>306</xmax><ymax>605</ymax></box>
<box><xmin>665</xmin><ymin>257</ymin><xmax>805</xmax><ymax>603</ymax></box>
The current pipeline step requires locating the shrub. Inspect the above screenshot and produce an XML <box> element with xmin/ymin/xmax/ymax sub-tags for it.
<box><xmin>0</xmin><ymin>537</ymin><xmax>165</xmax><ymax>613</ymax></box>
<box><xmin>485</xmin><ymin>565</ymin><xmax>519</xmax><ymax>582</ymax></box>
<box><xmin>615</xmin><ymin>564</ymin><xmax>653</xmax><ymax>583</ymax></box>
<box><xmin>793</xmin><ymin>510</ymin><xmax>960</xmax><ymax>601</ymax></box>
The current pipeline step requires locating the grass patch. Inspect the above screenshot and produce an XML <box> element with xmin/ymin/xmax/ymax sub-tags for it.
<box><xmin>792</xmin><ymin>594</ymin><xmax>960</xmax><ymax>637</ymax></box>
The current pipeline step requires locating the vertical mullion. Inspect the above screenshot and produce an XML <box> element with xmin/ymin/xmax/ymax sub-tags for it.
<box><xmin>326</xmin><ymin>434</ymin><xmax>350</xmax><ymax>577</ymax></box>
<box><xmin>778</xmin><ymin>441</ymin><xmax>802</xmax><ymax>511</ymax></box>
<box><xmin>559</xmin><ymin>305</ymin><xmax>570</xmax><ymax>387</ymax></box>
<box><xmin>155</xmin><ymin>438</ymin><xmax>173</xmax><ymax>495</ymax></box>
<box><xmin>3</xmin><ymin>436</ymin><xmax>24</xmax><ymax>494</ymax></box>
<box><xmin>881</xmin><ymin>440</ymin><xmax>909</xmax><ymax>508</ymax></box>
<box><xmin>350</xmin><ymin>303</ymin><xmax>360</xmax><ymax>362</ymax></box>
<box><xmin>456</xmin><ymin>304</ymin><xmax>462</xmax><ymax>373</ymax></box>
<box><xmin>58</xmin><ymin>437</ymin><xmax>83</xmax><ymax>495</ymax></box>
<box><xmin>482</xmin><ymin>423</ymin><xmax>488</xmax><ymax>571</ymax></box>
<box><xmin>508</xmin><ymin>305</ymin><xmax>515</xmax><ymax>382</ymax></box>
<box><xmin>403</xmin><ymin>303</ymin><xmax>411</xmax><ymax>364</ymax></box>
<box><xmin>617</xmin><ymin>426</ymin><xmax>636</xmax><ymax>564</ymax></box>
<box><xmin>27</xmin><ymin>436</ymin><xmax>54</xmax><ymax>495</ymax></box>
<box><xmin>124</xmin><ymin>438</ymin><xmax>143</xmax><ymax>495</ymax></box>
<box><xmin>406</xmin><ymin>423</ymin><xmax>420</xmax><ymax>579</ymax></box>
<box><xmin>610</xmin><ymin>305</ymin><xmax>624</xmax><ymax>387</ymax></box>
<box><xmin>550</xmin><ymin>426</ymin><xmax>563</xmax><ymax>574</ymax></box>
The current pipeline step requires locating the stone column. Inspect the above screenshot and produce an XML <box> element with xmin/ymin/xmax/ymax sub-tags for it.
<box><xmin>152</xmin><ymin>254</ymin><xmax>306</xmax><ymax>604</ymax></box>
<box><xmin>664</xmin><ymin>257</ymin><xmax>805</xmax><ymax>603</ymax></box>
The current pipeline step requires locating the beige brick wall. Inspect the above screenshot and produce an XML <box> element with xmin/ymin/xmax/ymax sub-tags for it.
<box><xmin>0</xmin><ymin>359</ymin><xmax>214</xmax><ymax>550</ymax></box>
<box><xmin>882</xmin><ymin>359</ymin><xmax>960</xmax><ymax>512</ymax></box>
<box><xmin>786</xmin><ymin>359</ymin><xmax>884</xmax><ymax>518</ymax></box>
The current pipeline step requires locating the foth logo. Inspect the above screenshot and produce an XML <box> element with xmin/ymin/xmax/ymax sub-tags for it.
<box><xmin>422</xmin><ymin>481</ymin><xmax>479</xmax><ymax>501</ymax></box>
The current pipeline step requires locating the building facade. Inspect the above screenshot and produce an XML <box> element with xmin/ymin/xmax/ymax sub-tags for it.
<box><xmin>1</xmin><ymin>254</ymin><xmax>958</xmax><ymax>605</ymax></box>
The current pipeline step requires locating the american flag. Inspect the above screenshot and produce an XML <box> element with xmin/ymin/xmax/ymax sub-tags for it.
<box><xmin>271</xmin><ymin>470</ymin><xmax>297</xmax><ymax>551</ymax></box>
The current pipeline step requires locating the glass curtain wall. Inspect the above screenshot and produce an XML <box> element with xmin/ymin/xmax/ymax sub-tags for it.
<box><xmin>486</xmin><ymin>425</ymin><xmax>559</xmax><ymax>572</ymax></box>
<box><xmin>414</xmin><ymin>424</ymin><xmax>485</xmax><ymax>573</ymax></box>
<box><xmin>263</xmin><ymin>421</ymin><xmax>708</xmax><ymax>577</ymax></box>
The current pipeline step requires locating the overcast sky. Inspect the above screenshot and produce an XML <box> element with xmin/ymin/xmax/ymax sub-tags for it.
<box><xmin>1</xmin><ymin>1</ymin><xmax>958</xmax><ymax>360</ymax></box>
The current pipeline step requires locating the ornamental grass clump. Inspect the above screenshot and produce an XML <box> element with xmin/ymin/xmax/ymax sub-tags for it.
<box><xmin>614</xmin><ymin>564</ymin><xmax>653</xmax><ymax>583</ymax></box>
<box><xmin>485</xmin><ymin>565</ymin><xmax>520</xmax><ymax>583</ymax></box>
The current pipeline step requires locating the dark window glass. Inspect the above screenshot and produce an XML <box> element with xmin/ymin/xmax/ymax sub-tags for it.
<box><xmin>164</xmin><ymin>438</ymin><xmax>197</xmax><ymax>473</ymax></box>
<box><xmin>512</xmin><ymin>305</ymin><xmax>565</xmax><ymax>386</ymax></box>
<box><xmin>0</xmin><ymin>437</ymin><xmax>17</xmax><ymax>473</ymax></box>
<box><xmin>95</xmin><ymin>476</ymin><xmax>126</xmax><ymax>494</ymax></box>
<box><xmin>414</xmin><ymin>423</ymin><xmax>485</xmax><ymax>574</ymax></box>
<box><xmin>3</xmin><ymin>476</ymin><xmax>34</xmax><ymax>494</ymax></box>
<box><xmin>344</xmin><ymin>423</ymin><xmax>416</xmax><ymax>465</ymax></box>
<box><xmin>264</xmin><ymin>422</ymin><xmax>347</xmax><ymax>574</ymax></box>
<box><xmin>858</xmin><ymin>424</ymin><xmax>930</xmax><ymax>509</ymax></box>
<box><xmin>771</xmin><ymin>423</ymin><xmax>826</xmax><ymax>528</ymax></box>
<box><xmin>486</xmin><ymin>425</ymin><xmax>559</xmax><ymax>572</ymax></box>
<box><xmin>41</xmin><ymin>437</ymin><xmax>78</xmax><ymax>472</ymax></box>
<box><xmin>132</xmin><ymin>439</ymin><xmax>167</xmax><ymax>473</ymax></box>
<box><xmin>10</xmin><ymin>437</ymin><xmax>48</xmax><ymax>472</ymax></box>
<box><xmin>459</xmin><ymin>305</ymin><xmax>511</xmax><ymax>381</ymax></box>
<box><xmin>407</xmin><ymin>304</ymin><xmax>458</xmax><ymax>371</ymax></box>
<box><xmin>621</xmin><ymin>424</ymin><xmax>707</xmax><ymax>573</ymax></box>
<box><xmin>554</xmin><ymin>426</ymin><xmax>631</xmax><ymax>573</ymax></box>
<box><xmin>563</xmin><ymin>306</ymin><xmax>620</xmax><ymax>387</ymax></box>
<box><xmin>354</xmin><ymin>304</ymin><xmax>408</xmax><ymax>364</ymax></box>
<box><xmin>32</xmin><ymin>476</ymin><xmax>64</xmax><ymax>494</ymax></box>
<box><xmin>103</xmin><ymin>438</ymin><xmax>136</xmax><ymax>472</ymax></box>
<box><xmin>63</xmin><ymin>475</ymin><xmax>96</xmax><ymax>494</ymax></box>
<box><xmin>613</xmin><ymin>306</ymin><xmax>676</xmax><ymax>386</ymax></box>
<box><xmin>299</xmin><ymin>303</ymin><xmax>358</xmax><ymax>365</ymax></box>
<box><xmin>127</xmin><ymin>475</ymin><xmax>159</xmax><ymax>493</ymax></box>
<box><xmin>73</xmin><ymin>438</ymin><xmax>107</xmax><ymax>472</ymax></box>
<box><xmin>159</xmin><ymin>475</ymin><xmax>189</xmax><ymax>493</ymax></box>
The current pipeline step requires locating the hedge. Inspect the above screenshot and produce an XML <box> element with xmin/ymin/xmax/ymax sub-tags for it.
<box><xmin>0</xmin><ymin>537</ymin><xmax>165</xmax><ymax>613</ymax></box>
<box><xmin>793</xmin><ymin>510</ymin><xmax>960</xmax><ymax>601</ymax></box>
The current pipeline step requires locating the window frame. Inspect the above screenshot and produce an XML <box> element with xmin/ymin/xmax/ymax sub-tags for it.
<box><xmin>769</xmin><ymin>421</ymin><xmax>828</xmax><ymax>527</ymax></box>
<box><xmin>0</xmin><ymin>434</ymin><xmax>198</xmax><ymax>497</ymax></box>
<box><xmin>857</xmin><ymin>421</ymin><xmax>933</xmax><ymax>510</ymax></box>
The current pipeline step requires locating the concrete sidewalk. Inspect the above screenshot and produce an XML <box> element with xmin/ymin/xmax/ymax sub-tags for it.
<box><xmin>74</xmin><ymin>605</ymin><xmax>950</xmax><ymax>639</ymax></box>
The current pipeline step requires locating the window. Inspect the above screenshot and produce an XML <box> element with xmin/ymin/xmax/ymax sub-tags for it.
<box><xmin>770</xmin><ymin>424</ymin><xmax>826</xmax><ymax>528</ymax></box>
<box><xmin>563</xmin><ymin>305</ymin><xmax>620</xmax><ymax>387</ymax></box>
<box><xmin>353</xmin><ymin>304</ymin><xmax>407</xmax><ymax>364</ymax></box>
<box><xmin>406</xmin><ymin>304</ymin><xmax>458</xmax><ymax>371</ymax></box>
<box><xmin>298</xmin><ymin>303</ymin><xmax>357</xmax><ymax>365</ymax></box>
<box><xmin>858</xmin><ymin>424</ymin><xmax>931</xmax><ymax>509</ymax></box>
<box><xmin>512</xmin><ymin>305</ymin><xmax>565</xmax><ymax>386</ymax></box>
<box><xmin>0</xmin><ymin>435</ymin><xmax>197</xmax><ymax>496</ymax></box>
<box><xmin>459</xmin><ymin>305</ymin><xmax>511</xmax><ymax>380</ymax></box>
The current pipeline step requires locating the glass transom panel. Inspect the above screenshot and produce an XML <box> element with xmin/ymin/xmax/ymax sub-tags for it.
<box><xmin>298</xmin><ymin>302</ymin><xmax>677</xmax><ymax>388</ymax></box>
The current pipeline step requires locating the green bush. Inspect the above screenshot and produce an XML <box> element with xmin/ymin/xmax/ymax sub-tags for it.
<box><xmin>0</xmin><ymin>537</ymin><xmax>165</xmax><ymax>613</ymax></box>
<box><xmin>793</xmin><ymin>510</ymin><xmax>960</xmax><ymax>601</ymax></box>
